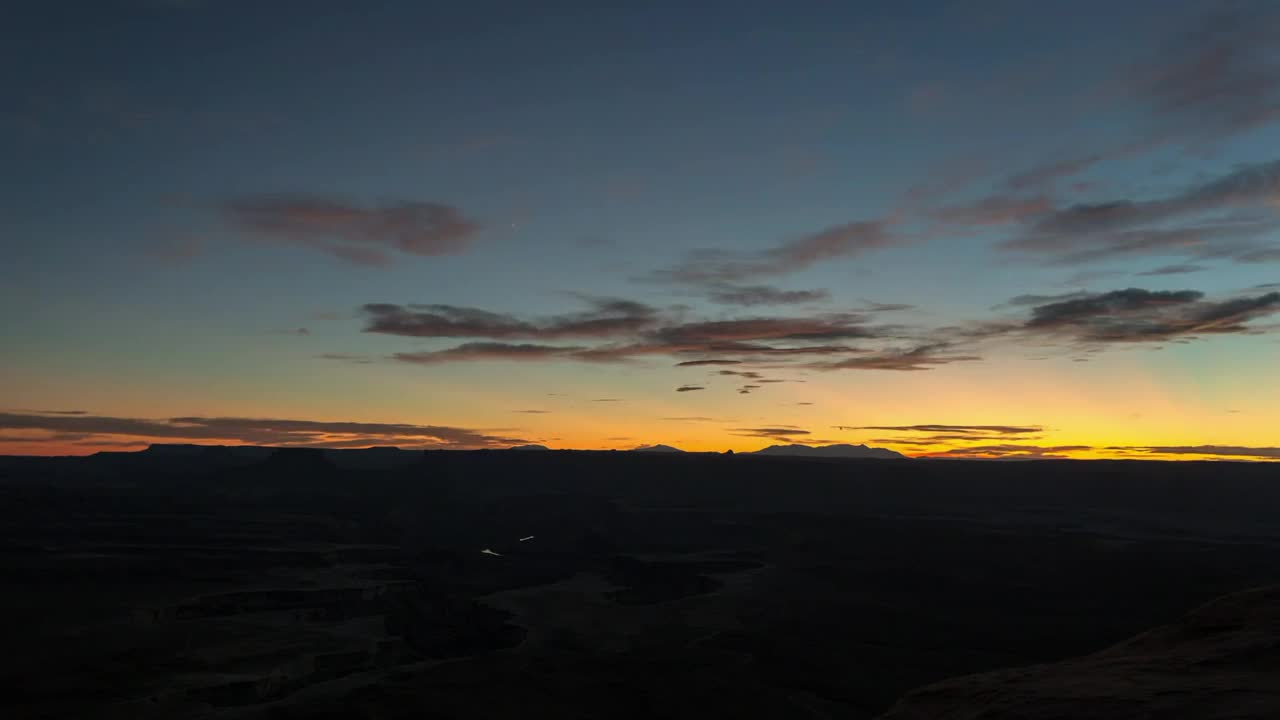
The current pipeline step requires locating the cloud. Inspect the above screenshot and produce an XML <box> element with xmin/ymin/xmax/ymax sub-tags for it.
<box><xmin>999</xmin><ymin>292</ymin><xmax>1093</xmax><ymax>308</ymax></box>
<box><xmin>732</xmin><ymin>427</ymin><xmax>811</xmax><ymax>438</ymax></box>
<box><xmin>926</xmin><ymin>444</ymin><xmax>1092</xmax><ymax>459</ymax></box>
<box><xmin>885</xmin><ymin>7</ymin><xmax>1280</xmax><ymax>244</ymax></box>
<box><xmin>805</xmin><ymin>343</ymin><xmax>980</xmax><ymax>371</ymax></box>
<box><xmin>929</xmin><ymin>194</ymin><xmax>1052</xmax><ymax>227</ymax></box>
<box><xmin>706</xmin><ymin>285</ymin><xmax>830</xmax><ymax>306</ymax></box>
<box><xmin>591</xmin><ymin>342</ymin><xmax>863</xmax><ymax>364</ymax></box>
<box><xmin>1004</xmin><ymin>159</ymin><xmax>1280</xmax><ymax>264</ymax></box>
<box><xmin>871</xmin><ymin>435</ymin><xmax>1046</xmax><ymax>446</ymax></box>
<box><xmin>676</xmin><ymin>385</ymin><xmax>705</xmax><ymax>392</ymax></box>
<box><xmin>651</xmin><ymin>315</ymin><xmax>877</xmax><ymax>345</ymax></box>
<box><xmin>392</xmin><ymin>342</ymin><xmax>587</xmax><ymax>365</ymax></box>
<box><xmin>1236</xmin><ymin>247</ymin><xmax>1280</xmax><ymax>263</ymax></box>
<box><xmin>1004</xmin><ymin>154</ymin><xmax>1109</xmax><ymax>192</ymax></box>
<box><xmin>851</xmin><ymin>424</ymin><xmax>1043</xmax><ymax>435</ymax></box>
<box><xmin>1112</xmin><ymin>445</ymin><xmax>1280</xmax><ymax>460</ymax></box>
<box><xmin>1127</xmin><ymin>5</ymin><xmax>1280</xmax><ymax>136</ymax></box>
<box><xmin>1135</xmin><ymin>263</ymin><xmax>1209</xmax><ymax>276</ymax></box>
<box><xmin>13</xmin><ymin>409</ymin><xmax>90</xmax><ymax>416</ymax></box>
<box><xmin>862</xmin><ymin>302</ymin><xmax>917</xmax><ymax>312</ymax></box>
<box><xmin>362</xmin><ymin>297</ymin><xmax>659</xmax><ymax>339</ymax></box>
<box><xmin>0</xmin><ymin>412</ymin><xmax>525</xmax><ymax>450</ymax></box>
<box><xmin>658</xmin><ymin>220</ymin><xmax>893</xmax><ymax>283</ymax></box>
<box><xmin>512</xmin><ymin>409</ymin><xmax>550</xmax><ymax>414</ymax></box>
<box><xmin>979</xmin><ymin>2</ymin><xmax>1280</xmax><ymax>204</ymax></box>
<box><xmin>373</xmin><ymin>302</ymin><xmax>901</xmax><ymax>368</ymax></box>
<box><xmin>315</xmin><ymin>353</ymin><xmax>375</xmax><ymax>364</ymax></box>
<box><xmin>356</xmin><ymin>282</ymin><xmax>1272</xmax><ymax>373</ymax></box>
<box><xmin>459</xmin><ymin>285</ymin><xmax>1262</xmax><ymax>376</ymax></box>
<box><xmin>592</xmin><ymin>398</ymin><xmax>622</xmax><ymax>402</ymax></box>
<box><xmin>548</xmin><ymin>314</ymin><xmax>888</xmax><ymax>365</ymax></box>
<box><xmin>1027</xmin><ymin>288</ymin><xmax>1202</xmax><ymax>326</ymax></box>
<box><xmin>1021</xmin><ymin>288</ymin><xmax>1280</xmax><ymax>343</ymax></box>
<box><xmin>674</xmin><ymin>359</ymin><xmax>742</xmax><ymax>367</ymax></box>
<box><xmin>223</xmin><ymin>195</ymin><xmax>479</xmax><ymax>266</ymax></box>
<box><xmin>146</xmin><ymin>237</ymin><xmax>204</xmax><ymax>265</ymax></box>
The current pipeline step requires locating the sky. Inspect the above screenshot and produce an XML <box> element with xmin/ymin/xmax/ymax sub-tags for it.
<box><xmin>2</xmin><ymin>0</ymin><xmax>1279</xmax><ymax>459</ymax></box>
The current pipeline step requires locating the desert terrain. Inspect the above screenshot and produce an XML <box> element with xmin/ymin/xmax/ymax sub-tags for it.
<box><xmin>2</xmin><ymin>446</ymin><xmax>1278</xmax><ymax>718</ymax></box>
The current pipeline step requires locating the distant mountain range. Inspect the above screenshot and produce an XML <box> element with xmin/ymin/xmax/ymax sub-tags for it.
<box><xmin>752</xmin><ymin>443</ymin><xmax>907</xmax><ymax>460</ymax></box>
<box><xmin>631</xmin><ymin>444</ymin><xmax>686</xmax><ymax>453</ymax></box>
<box><xmin>139</xmin><ymin>442</ymin><xmax>903</xmax><ymax>459</ymax></box>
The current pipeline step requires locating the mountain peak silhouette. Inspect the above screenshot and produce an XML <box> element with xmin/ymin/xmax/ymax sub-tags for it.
<box><xmin>631</xmin><ymin>444</ymin><xmax>685</xmax><ymax>453</ymax></box>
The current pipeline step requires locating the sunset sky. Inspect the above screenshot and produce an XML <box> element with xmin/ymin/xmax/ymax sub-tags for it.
<box><xmin>2</xmin><ymin>0</ymin><xmax>1279</xmax><ymax>459</ymax></box>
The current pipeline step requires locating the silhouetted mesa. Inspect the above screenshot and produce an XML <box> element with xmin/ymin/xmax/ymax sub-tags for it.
<box><xmin>751</xmin><ymin>443</ymin><xmax>907</xmax><ymax>459</ymax></box>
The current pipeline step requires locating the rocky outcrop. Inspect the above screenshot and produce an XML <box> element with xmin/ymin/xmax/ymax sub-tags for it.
<box><xmin>878</xmin><ymin>584</ymin><xmax>1280</xmax><ymax>719</ymax></box>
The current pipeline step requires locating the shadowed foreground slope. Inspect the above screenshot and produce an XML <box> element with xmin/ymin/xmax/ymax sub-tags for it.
<box><xmin>879</xmin><ymin>585</ymin><xmax>1280</xmax><ymax>719</ymax></box>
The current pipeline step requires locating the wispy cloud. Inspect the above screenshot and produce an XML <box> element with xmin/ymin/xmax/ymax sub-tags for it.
<box><xmin>1135</xmin><ymin>263</ymin><xmax>1208</xmax><ymax>276</ymax></box>
<box><xmin>650</xmin><ymin>315</ymin><xmax>879</xmax><ymax>344</ymax></box>
<box><xmin>676</xmin><ymin>385</ymin><xmax>705</xmax><ymax>392</ymax></box>
<box><xmin>861</xmin><ymin>302</ymin><xmax>917</xmax><ymax>313</ymax></box>
<box><xmin>1111</xmin><ymin>445</ymin><xmax>1280</xmax><ymax>460</ymax></box>
<box><xmin>224</xmin><ymin>195</ymin><xmax>479</xmax><ymax>266</ymax></box>
<box><xmin>656</xmin><ymin>221</ymin><xmax>893</xmax><ymax>284</ymax></box>
<box><xmin>706</xmin><ymin>285</ymin><xmax>830</xmax><ymax>306</ymax></box>
<box><xmin>925</xmin><ymin>444</ymin><xmax>1092</xmax><ymax>459</ymax></box>
<box><xmin>674</xmin><ymin>359</ymin><xmax>742</xmax><ymax>367</ymax></box>
<box><xmin>363</xmin><ymin>298</ymin><xmax>659</xmax><ymax>339</ymax></box>
<box><xmin>1236</xmin><ymin>247</ymin><xmax>1280</xmax><ymax>263</ymax></box>
<box><xmin>1127</xmin><ymin>4</ymin><xmax>1280</xmax><ymax>137</ymax></box>
<box><xmin>732</xmin><ymin>427</ymin><xmax>811</xmax><ymax>438</ymax></box>
<box><xmin>393</xmin><ymin>342</ymin><xmax>589</xmax><ymax>365</ymax></box>
<box><xmin>374</xmin><ymin>282</ymin><xmax>1280</xmax><ymax>374</ymax></box>
<box><xmin>145</xmin><ymin>236</ymin><xmax>205</xmax><ymax>265</ymax></box>
<box><xmin>1021</xmin><ymin>288</ymin><xmax>1280</xmax><ymax>343</ymax></box>
<box><xmin>1003</xmin><ymin>159</ymin><xmax>1280</xmax><ymax>265</ymax></box>
<box><xmin>929</xmin><ymin>194</ymin><xmax>1052</xmax><ymax>227</ymax></box>
<box><xmin>0</xmin><ymin>412</ymin><xmax>525</xmax><ymax>449</ymax></box>
<box><xmin>372</xmin><ymin>298</ymin><xmax>900</xmax><ymax>368</ymax></box>
<box><xmin>804</xmin><ymin>343</ymin><xmax>980</xmax><ymax>371</ymax></box>
<box><xmin>315</xmin><ymin>353</ymin><xmax>375</xmax><ymax>364</ymax></box>
<box><xmin>851</xmin><ymin>424</ymin><xmax>1043</xmax><ymax>435</ymax></box>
